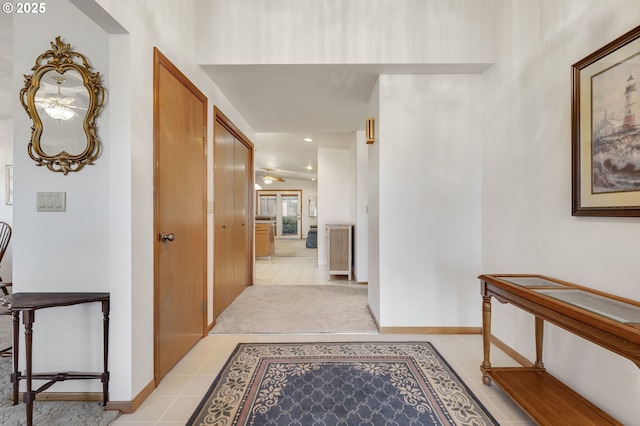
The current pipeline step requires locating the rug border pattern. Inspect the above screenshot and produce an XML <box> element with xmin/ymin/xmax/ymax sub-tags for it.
<box><xmin>187</xmin><ymin>342</ymin><xmax>498</xmax><ymax>426</ymax></box>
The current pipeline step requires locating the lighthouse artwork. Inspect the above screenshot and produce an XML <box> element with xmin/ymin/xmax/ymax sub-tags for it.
<box><xmin>572</xmin><ymin>24</ymin><xmax>640</xmax><ymax>216</ymax></box>
<box><xmin>591</xmin><ymin>58</ymin><xmax>640</xmax><ymax>194</ymax></box>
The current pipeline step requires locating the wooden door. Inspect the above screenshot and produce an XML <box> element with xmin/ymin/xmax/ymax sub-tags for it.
<box><xmin>233</xmin><ymin>139</ymin><xmax>250</xmax><ymax>299</ymax></box>
<box><xmin>213</xmin><ymin>120</ymin><xmax>235</xmax><ymax>317</ymax></box>
<box><xmin>213</xmin><ymin>108</ymin><xmax>254</xmax><ymax>320</ymax></box>
<box><xmin>154</xmin><ymin>48</ymin><xmax>207</xmax><ymax>383</ymax></box>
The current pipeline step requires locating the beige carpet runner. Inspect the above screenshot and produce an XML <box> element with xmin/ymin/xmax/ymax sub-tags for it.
<box><xmin>210</xmin><ymin>285</ymin><xmax>377</xmax><ymax>334</ymax></box>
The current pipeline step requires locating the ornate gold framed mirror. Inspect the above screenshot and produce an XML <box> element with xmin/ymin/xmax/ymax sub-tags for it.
<box><xmin>20</xmin><ymin>36</ymin><xmax>104</xmax><ymax>174</ymax></box>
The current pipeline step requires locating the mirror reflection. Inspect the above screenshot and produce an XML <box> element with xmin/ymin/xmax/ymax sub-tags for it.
<box><xmin>35</xmin><ymin>70</ymin><xmax>88</xmax><ymax>156</ymax></box>
<box><xmin>20</xmin><ymin>36</ymin><xmax>104</xmax><ymax>174</ymax></box>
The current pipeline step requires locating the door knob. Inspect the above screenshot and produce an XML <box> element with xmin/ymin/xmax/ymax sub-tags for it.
<box><xmin>160</xmin><ymin>233</ymin><xmax>175</xmax><ymax>242</ymax></box>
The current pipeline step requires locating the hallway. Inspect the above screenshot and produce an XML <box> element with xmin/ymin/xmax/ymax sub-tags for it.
<box><xmin>254</xmin><ymin>238</ymin><xmax>353</xmax><ymax>285</ymax></box>
<box><xmin>209</xmin><ymin>238</ymin><xmax>368</xmax><ymax>334</ymax></box>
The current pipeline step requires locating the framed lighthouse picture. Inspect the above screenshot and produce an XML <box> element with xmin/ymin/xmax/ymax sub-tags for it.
<box><xmin>572</xmin><ymin>24</ymin><xmax>640</xmax><ymax>216</ymax></box>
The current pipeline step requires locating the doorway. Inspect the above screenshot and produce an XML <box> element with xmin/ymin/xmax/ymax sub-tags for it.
<box><xmin>153</xmin><ymin>48</ymin><xmax>207</xmax><ymax>384</ymax></box>
<box><xmin>280</xmin><ymin>194</ymin><xmax>301</xmax><ymax>239</ymax></box>
<box><xmin>256</xmin><ymin>190</ymin><xmax>302</xmax><ymax>239</ymax></box>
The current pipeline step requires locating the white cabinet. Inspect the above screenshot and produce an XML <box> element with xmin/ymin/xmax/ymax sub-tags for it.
<box><xmin>326</xmin><ymin>224</ymin><xmax>353</xmax><ymax>280</ymax></box>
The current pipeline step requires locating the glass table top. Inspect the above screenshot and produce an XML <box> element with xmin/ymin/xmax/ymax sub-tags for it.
<box><xmin>501</xmin><ymin>276</ymin><xmax>568</xmax><ymax>288</ymax></box>
<box><xmin>534</xmin><ymin>289</ymin><xmax>640</xmax><ymax>324</ymax></box>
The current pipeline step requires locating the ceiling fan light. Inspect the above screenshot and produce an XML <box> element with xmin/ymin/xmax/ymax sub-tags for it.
<box><xmin>45</xmin><ymin>105</ymin><xmax>74</xmax><ymax>121</ymax></box>
<box><xmin>43</xmin><ymin>76</ymin><xmax>75</xmax><ymax>121</ymax></box>
<box><xmin>263</xmin><ymin>176</ymin><xmax>273</xmax><ymax>184</ymax></box>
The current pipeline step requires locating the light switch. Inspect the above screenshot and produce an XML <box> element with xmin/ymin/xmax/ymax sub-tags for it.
<box><xmin>37</xmin><ymin>192</ymin><xmax>66</xmax><ymax>212</ymax></box>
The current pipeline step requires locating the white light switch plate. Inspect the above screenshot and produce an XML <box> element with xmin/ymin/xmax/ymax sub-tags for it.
<box><xmin>37</xmin><ymin>192</ymin><xmax>66</xmax><ymax>212</ymax></box>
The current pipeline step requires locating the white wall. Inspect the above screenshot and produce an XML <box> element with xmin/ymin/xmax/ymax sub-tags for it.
<box><xmin>13</xmin><ymin>0</ymin><xmax>112</xmax><ymax>391</ymax></box>
<box><xmin>198</xmin><ymin>0</ymin><xmax>494</xmax><ymax>65</ymax></box>
<box><xmin>317</xmin><ymin>147</ymin><xmax>352</xmax><ymax>268</ymax></box>
<box><xmin>0</xmin><ymin>119</ymin><xmax>13</xmax><ymax>280</ymax></box>
<box><xmin>376</xmin><ymin>74</ymin><xmax>482</xmax><ymax>327</ymax></box>
<box><xmin>353</xmin><ymin>131</ymin><xmax>368</xmax><ymax>283</ymax></box>
<box><xmin>367</xmin><ymin>80</ymin><xmax>380</xmax><ymax>317</ymax></box>
<box><xmin>482</xmin><ymin>1</ymin><xmax>640</xmax><ymax>422</ymax></box>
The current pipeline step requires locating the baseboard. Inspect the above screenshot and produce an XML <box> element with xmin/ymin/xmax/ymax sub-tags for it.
<box><xmin>366</xmin><ymin>304</ymin><xmax>481</xmax><ymax>334</ymax></box>
<box><xmin>357</xmin><ymin>281</ymin><xmax>368</xmax><ymax>285</ymax></box>
<box><xmin>106</xmin><ymin>378</ymin><xmax>155</xmax><ymax>414</ymax></box>
<box><xmin>379</xmin><ymin>326</ymin><xmax>481</xmax><ymax>334</ymax></box>
<box><xmin>489</xmin><ymin>333</ymin><xmax>533</xmax><ymax>367</ymax></box>
<box><xmin>366</xmin><ymin>304</ymin><xmax>380</xmax><ymax>331</ymax></box>
<box><xmin>22</xmin><ymin>392</ymin><xmax>103</xmax><ymax>402</ymax></box>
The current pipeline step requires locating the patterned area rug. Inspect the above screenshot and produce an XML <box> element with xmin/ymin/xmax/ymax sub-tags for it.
<box><xmin>187</xmin><ymin>342</ymin><xmax>498</xmax><ymax>426</ymax></box>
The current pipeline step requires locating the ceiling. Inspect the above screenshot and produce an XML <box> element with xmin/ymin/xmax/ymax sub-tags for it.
<box><xmin>203</xmin><ymin>64</ymin><xmax>378</xmax><ymax>184</ymax></box>
<box><xmin>204</xmin><ymin>63</ymin><xmax>490</xmax><ymax>184</ymax></box>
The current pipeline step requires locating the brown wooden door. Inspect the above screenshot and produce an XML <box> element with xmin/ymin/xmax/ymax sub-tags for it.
<box><xmin>154</xmin><ymin>48</ymin><xmax>207</xmax><ymax>383</ymax></box>
<box><xmin>233</xmin><ymin>139</ymin><xmax>250</xmax><ymax>299</ymax></box>
<box><xmin>213</xmin><ymin>120</ymin><xmax>235</xmax><ymax>317</ymax></box>
<box><xmin>213</xmin><ymin>108</ymin><xmax>254</xmax><ymax>320</ymax></box>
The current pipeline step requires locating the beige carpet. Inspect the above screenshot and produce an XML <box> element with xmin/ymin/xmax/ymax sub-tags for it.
<box><xmin>274</xmin><ymin>238</ymin><xmax>316</xmax><ymax>257</ymax></box>
<box><xmin>211</xmin><ymin>284</ymin><xmax>378</xmax><ymax>334</ymax></box>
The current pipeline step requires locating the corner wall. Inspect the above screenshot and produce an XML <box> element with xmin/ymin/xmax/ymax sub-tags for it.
<box><xmin>376</xmin><ymin>74</ymin><xmax>482</xmax><ymax>327</ymax></box>
<box><xmin>353</xmin><ymin>130</ymin><xmax>368</xmax><ymax>283</ymax></box>
<box><xmin>13</xmin><ymin>0</ymin><xmax>112</xmax><ymax>392</ymax></box>
<box><xmin>482</xmin><ymin>1</ymin><xmax>640</xmax><ymax>422</ymax></box>
<box><xmin>317</xmin><ymin>146</ymin><xmax>352</xmax><ymax>269</ymax></box>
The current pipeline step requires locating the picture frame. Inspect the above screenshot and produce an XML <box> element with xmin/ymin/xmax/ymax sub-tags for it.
<box><xmin>309</xmin><ymin>196</ymin><xmax>317</xmax><ymax>217</ymax></box>
<box><xmin>5</xmin><ymin>165</ymin><xmax>12</xmax><ymax>206</ymax></box>
<box><xmin>572</xmin><ymin>24</ymin><xmax>640</xmax><ymax>216</ymax></box>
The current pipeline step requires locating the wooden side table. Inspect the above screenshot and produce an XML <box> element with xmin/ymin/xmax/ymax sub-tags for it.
<box><xmin>5</xmin><ymin>292</ymin><xmax>110</xmax><ymax>426</ymax></box>
<box><xmin>478</xmin><ymin>274</ymin><xmax>635</xmax><ymax>425</ymax></box>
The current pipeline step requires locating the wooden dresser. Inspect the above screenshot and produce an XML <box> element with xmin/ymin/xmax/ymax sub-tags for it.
<box><xmin>255</xmin><ymin>220</ymin><xmax>275</xmax><ymax>258</ymax></box>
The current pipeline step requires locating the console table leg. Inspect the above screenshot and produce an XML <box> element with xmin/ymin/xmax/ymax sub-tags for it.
<box><xmin>481</xmin><ymin>295</ymin><xmax>492</xmax><ymax>385</ymax></box>
<box><xmin>102</xmin><ymin>299</ymin><xmax>110</xmax><ymax>406</ymax></box>
<box><xmin>11</xmin><ymin>310</ymin><xmax>19</xmax><ymax>405</ymax></box>
<box><xmin>23</xmin><ymin>309</ymin><xmax>35</xmax><ymax>426</ymax></box>
<box><xmin>534</xmin><ymin>315</ymin><xmax>545</xmax><ymax>371</ymax></box>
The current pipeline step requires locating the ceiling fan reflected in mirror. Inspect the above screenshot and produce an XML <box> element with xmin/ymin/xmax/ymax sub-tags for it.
<box><xmin>261</xmin><ymin>168</ymin><xmax>285</xmax><ymax>184</ymax></box>
<box><xmin>35</xmin><ymin>76</ymin><xmax>86</xmax><ymax>121</ymax></box>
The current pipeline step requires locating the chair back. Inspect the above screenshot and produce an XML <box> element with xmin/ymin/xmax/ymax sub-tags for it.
<box><xmin>0</xmin><ymin>222</ymin><xmax>11</xmax><ymax>265</ymax></box>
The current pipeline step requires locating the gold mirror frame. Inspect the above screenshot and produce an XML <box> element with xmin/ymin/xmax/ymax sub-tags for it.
<box><xmin>20</xmin><ymin>37</ymin><xmax>104</xmax><ymax>174</ymax></box>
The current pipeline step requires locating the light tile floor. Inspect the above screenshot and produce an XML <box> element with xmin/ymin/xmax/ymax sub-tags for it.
<box><xmin>114</xmin><ymin>334</ymin><xmax>534</xmax><ymax>425</ymax></box>
<box><xmin>114</xmin><ymin>246</ymin><xmax>534</xmax><ymax>425</ymax></box>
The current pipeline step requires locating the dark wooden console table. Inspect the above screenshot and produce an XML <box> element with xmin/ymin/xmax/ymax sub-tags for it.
<box><xmin>3</xmin><ymin>292</ymin><xmax>110</xmax><ymax>426</ymax></box>
<box><xmin>479</xmin><ymin>274</ymin><xmax>640</xmax><ymax>425</ymax></box>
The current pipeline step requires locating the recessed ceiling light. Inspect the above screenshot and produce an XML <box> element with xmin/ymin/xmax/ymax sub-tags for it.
<box><xmin>306</xmin><ymin>165</ymin><xmax>312</xmax><ymax>170</ymax></box>
<box><xmin>303</xmin><ymin>137</ymin><xmax>313</xmax><ymax>142</ymax></box>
